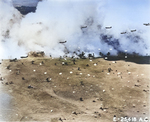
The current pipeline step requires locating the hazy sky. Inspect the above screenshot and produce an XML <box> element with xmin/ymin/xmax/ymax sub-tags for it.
<box><xmin>12</xmin><ymin>0</ymin><xmax>39</xmax><ymax>6</ymax></box>
<box><xmin>105</xmin><ymin>0</ymin><xmax>150</xmax><ymax>24</ymax></box>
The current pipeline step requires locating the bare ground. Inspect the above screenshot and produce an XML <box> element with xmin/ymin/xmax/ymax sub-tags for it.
<box><xmin>0</xmin><ymin>57</ymin><xmax>149</xmax><ymax>122</ymax></box>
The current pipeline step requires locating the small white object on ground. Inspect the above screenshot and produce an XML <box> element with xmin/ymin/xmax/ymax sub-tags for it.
<box><xmin>73</xmin><ymin>91</ymin><xmax>76</xmax><ymax>93</ymax></box>
<box><xmin>90</xmin><ymin>60</ymin><xmax>92</xmax><ymax>61</ymax></box>
<box><xmin>51</xmin><ymin>110</ymin><xmax>53</xmax><ymax>112</ymax></box>
<box><xmin>94</xmin><ymin>63</ymin><xmax>97</xmax><ymax>66</ymax></box>
<box><xmin>59</xmin><ymin>73</ymin><xmax>62</xmax><ymax>75</ymax></box>
<box><xmin>44</xmin><ymin>72</ymin><xmax>47</xmax><ymax>74</ymax></box>
<box><xmin>87</xmin><ymin>74</ymin><xmax>90</xmax><ymax>76</ymax></box>
<box><xmin>70</xmin><ymin>71</ymin><xmax>73</xmax><ymax>74</ymax></box>
<box><xmin>117</xmin><ymin>72</ymin><xmax>121</xmax><ymax>75</ymax></box>
<box><xmin>105</xmin><ymin>57</ymin><xmax>108</xmax><ymax>60</ymax></box>
<box><xmin>103</xmin><ymin>90</ymin><xmax>105</xmax><ymax>92</ymax></box>
<box><xmin>33</xmin><ymin>70</ymin><xmax>36</xmax><ymax>72</ymax></box>
<box><xmin>80</xmin><ymin>73</ymin><xmax>82</xmax><ymax>75</ymax></box>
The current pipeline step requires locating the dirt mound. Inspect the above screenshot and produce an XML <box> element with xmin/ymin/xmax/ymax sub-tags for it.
<box><xmin>28</xmin><ymin>51</ymin><xmax>45</xmax><ymax>57</ymax></box>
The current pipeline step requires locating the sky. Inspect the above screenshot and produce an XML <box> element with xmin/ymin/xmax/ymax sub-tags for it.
<box><xmin>104</xmin><ymin>0</ymin><xmax>150</xmax><ymax>28</ymax></box>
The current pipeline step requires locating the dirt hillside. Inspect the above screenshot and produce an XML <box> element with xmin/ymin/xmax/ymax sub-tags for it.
<box><xmin>0</xmin><ymin>56</ymin><xmax>149</xmax><ymax>122</ymax></box>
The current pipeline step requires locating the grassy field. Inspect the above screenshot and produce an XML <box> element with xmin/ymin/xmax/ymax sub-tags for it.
<box><xmin>0</xmin><ymin>56</ymin><xmax>149</xmax><ymax>121</ymax></box>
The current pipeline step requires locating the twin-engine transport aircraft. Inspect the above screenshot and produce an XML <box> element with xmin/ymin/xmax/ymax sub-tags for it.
<box><xmin>105</xmin><ymin>26</ymin><xmax>112</xmax><ymax>29</ymax></box>
<box><xmin>143</xmin><ymin>23</ymin><xmax>150</xmax><ymax>26</ymax></box>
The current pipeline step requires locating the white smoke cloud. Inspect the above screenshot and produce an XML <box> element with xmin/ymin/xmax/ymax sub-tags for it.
<box><xmin>0</xmin><ymin>0</ymin><xmax>150</xmax><ymax>59</ymax></box>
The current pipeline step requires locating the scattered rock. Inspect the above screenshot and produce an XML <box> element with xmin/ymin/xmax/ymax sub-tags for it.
<box><xmin>10</xmin><ymin>58</ymin><xmax>17</xmax><ymax>62</ymax></box>
<box><xmin>143</xmin><ymin>90</ymin><xmax>148</xmax><ymax>92</ymax></box>
<box><xmin>31</xmin><ymin>61</ymin><xmax>34</xmax><ymax>64</ymax></box>
<box><xmin>93</xmin><ymin>100</ymin><xmax>96</xmax><ymax>102</ymax></box>
<box><xmin>0</xmin><ymin>77</ymin><xmax>3</xmax><ymax>81</ymax></box>
<box><xmin>80</xmin><ymin>81</ymin><xmax>84</xmax><ymax>85</ymax></box>
<box><xmin>46</xmin><ymin>78</ymin><xmax>52</xmax><ymax>82</ymax></box>
<box><xmin>16</xmin><ymin>70</ymin><xmax>20</xmax><ymax>75</ymax></box>
<box><xmin>80</xmin><ymin>98</ymin><xmax>83</xmax><ymax>101</ymax></box>
<box><xmin>100</xmin><ymin>107</ymin><xmax>103</xmax><ymax>110</ymax></box>
<box><xmin>78</xmin><ymin>67</ymin><xmax>80</xmax><ymax>70</ymax></box>
<box><xmin>72</xmin><ymin>111</ymin><xmax>77</xmax><ymax>115</ymax></box>
<box><xmin>86</xmin><ymin>64</ymin><xmax>89</xmax><ymax>67</ymax></box>
<box><xmin>9</xmin><ymin>81</ymin><xmax>13</xmax><ymax>84</ymax></box>
<box><xmin>5</xmin><ymin>82</ymin><xmax>8</xmax><ymax>85</ymax></box>
<box><xmin>135</xmin><ymin>84</ymin><xmax>140</xmax><ymax>87</ymax></box>
<box><xmin>28</xmin><ymin>85</ymin><xmax>33</xmax><ymax>88</ymax></box>
<box><xmin>108</xmin><ymin>68</ymin><xmax>112</xmax><ymax>72</ymax></box>
<box><xmin>59</xmin><ymin>118</ymin><xmax>63</xmax><ymax>122</ymax></box>
<box><xmin>6</xmin><ymin>65</ymin><xmax>10</xmax><ymax>69</ymax></box>
<box><xmin>94</xmin><ymin>111</ymin><xmax>99</xmax><ymax>114</ymax></box>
